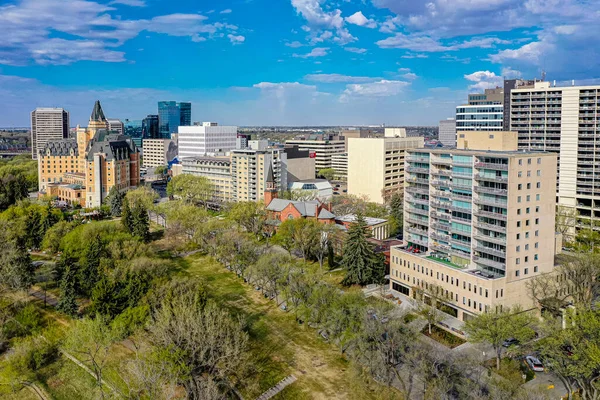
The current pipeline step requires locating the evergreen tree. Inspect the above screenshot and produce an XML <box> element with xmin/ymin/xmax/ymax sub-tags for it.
<box><xmin>389</xmin><ymin>192</ymin><xmax>403</xmax><ymax>236</ymax></box>
<box><xmin>79</xmin><ymin>234</ymin><xmax>103</xmax><ymax>295</ymax></box>
<box><xmin>327</xmin><ymin>243</ymin><xmax>336</xmax><ymax>270</ymax></box>
<box><xmin>131</xmin><ymin>203</ymin><xmax>150</xmax><ymax>242</ymax></box>
<box><xmin>90</xmin><ymin>275</ymin><xmax>118</xmax><ymax>317</ymax></box>
<box><xmin>57</xmin><ymin>265</ymin><xmax>78</xmax><ymax>316</ymax></box>
<box><xmin>107</xmin><ymin>187</ymin><xmax>124</xmax><ymax>217</ymax></box>
<box><xmin>121</xmin><ymin>198</ymin><xmax>133</xmax><ymax>233</ymax></box>
<box><xmin>340</xmin><ymin>214</ymin><xmax>381</xmax><ymax>286</ymax></box>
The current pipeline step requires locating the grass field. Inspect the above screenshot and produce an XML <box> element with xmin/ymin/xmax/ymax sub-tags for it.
<box><xmin>180</xmin><ymin>254</ymin><xmax>402</xmax><ymax>400</ymax></box>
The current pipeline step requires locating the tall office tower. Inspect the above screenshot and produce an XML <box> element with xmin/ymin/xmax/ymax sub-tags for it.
<box><xmin>231</xmin><ymin>148</ymin><xmax>287</xmax><ymax>202</ymax></box>
<box><xmin>142</xmin><ymin>115</ymin><xmax>160</xmax><ymax>140</ymax></box>
<box><xmin>158</xmin><ymin>101</ymin><xmax>180</xmax><ymax>138</ymax></box>
<box><xmin>390</xmin><ymin>131</ymin><xmax>558</xmax><ymax>320</ymax></box>
<box><xmin>439</xmin><ymin>118</ymin><xmax>457</xmax><ymax>147</ymax></box>
<box><xmin>107</xmin><ymin>119</ymin><xmax>124</xmax><ymax>135</ymax></box>
<box><xmin>285</xmin><ymin>136</ymin><xmax>345</xmax><ymax>173</ymax></box>
<box><xmin>456</xmin><ymin>87</ymin><xmax>504</xmax><ymax>132</ymax></box>
<box><xmin>30</xmin><ymin>108</ymin><xmax>70</xmax><ymax>159</ymax></box>
<box><xmin>348</xmin><ymin>136</ymin><xmax>424</xmax><ymax>204</ymax></box>
<box><xmin>124</xmin><ymin>119</ymin><xmax>143</xmax><ymax>148</ymax></box>
<box><xmin>510</xmin><ymin>80</ymin><xmax>600</xmax><ymax>233</ymax></box>
<box><xmin>177</xmin><ymin>122</ymin><xmax>238</xmax><ymax>159</ymax></box>
<box><xmin>178</xmin><ymin>102</ymin><xmax>192</xmax><ymax>127</ymax></box>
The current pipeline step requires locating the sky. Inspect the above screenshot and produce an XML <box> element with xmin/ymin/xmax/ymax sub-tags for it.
<box><xmin>1</xmin><ymin>0</ymin><xmax>599</xmax><ymax>127</ymax></box>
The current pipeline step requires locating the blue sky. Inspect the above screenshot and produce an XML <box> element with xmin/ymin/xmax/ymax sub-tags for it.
<box><xmin>1</xmin><ymin>0</ymin><xmax>599</xmax><ymax>127</ymax></box>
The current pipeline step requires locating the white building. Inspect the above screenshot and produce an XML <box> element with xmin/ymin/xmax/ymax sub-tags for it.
<box><xmin>331</xmin><ymin>153</ymin><xmax>348</xmax><ymax>180</ymax></box>
<box><xmin>31</xmin><ymin>108</ymin><xmax>70</xmax><ymax>159</ymax></box>
<box><xmin>289</xmin><ymin>179</ymin><xmax>333</xmax><ymax>200</ymax></box>
<box><xmin>178</xmin><ymin>122</ymin><xmax>237</xmax><ymax>159</ymax></box>
<box><xmin>439</xmin><ymin>118</ymin><xmax>457</xmax><ymax>147</ymax></box>
<box><xmin>107</xmin><ymin>119</ymin><xmax>124</xmax><ymax>135</ymax></box>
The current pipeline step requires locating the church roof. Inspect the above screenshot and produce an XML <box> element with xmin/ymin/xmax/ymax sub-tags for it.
<box><xmin>266</xmin><ymin>162</ymin><xmax>274</xmax><ymax>184</ymax></box>
<box><xmin>90</xmin><ymin>100</ymin><xmax>106</xmax><ymax>122</ymax></box>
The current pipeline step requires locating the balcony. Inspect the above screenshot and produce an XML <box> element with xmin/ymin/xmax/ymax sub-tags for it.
<box><xmin>475</xmin><ymin>174</ymin><xmax>508</xmax><ymax>183</ymax></box>
<box><xmin>430</xmin><ymin>242</ymin><xmax>451</xmax><ymax>253</ymax></box>
<box><xmin>407</xmin><ymin>225</ymin><xmax>429</xmax><ymax>236</ymax></box>
<box><xmin>406</xmin><ymin>216</ymin><xmax>428</xmax><ymax>226</ymax></box>
<box><xmin>474</xmin><ymin>197</ymin><xmax>508</xmax><ymax>208</ymax></box>
<box><xmin>474</xmin><ymin>209</ymin><xmax>507</xmax><ymax>221</ymax></box>
<box><xmin>432</xmin><ymin>223</ymin><xmax>451</xmax><ymax>232</ymax></box>
<box><xmin>431</xmin><ymin>180</ymin><xmax>450</xmax><ymax>188</ymax></box>
<box><xmin>474</xmin><ymin>233</ymin><xmax>507</xmax><ymax>246</ymax></box>
<box><xmin>407</xmin><ymin>195</ymin><xmax>429</xmax><ymax>206</ymax></box>
<box><xmin>406</xmin><ymin>177</ymin><xmax>430</xmax><ymax>185</ymax></box>
<box><xmin>448</xmin><ymin>246</ymin><xmax>472</xmax><ymax>259</ymax></box>
<box><xmin>409</xmin><ymin>207</ymin><xmax>429</xmax><ymax>217</ymax></box>
<box><xmin>474</xmin><ymin>220</ymin><xmax>507</xmax><ymax>233</ymax></box>
<box><xmin>449</xmin><ymin>181</ymin><xmax>472</xmax><ymax>190</ymax></box>
<box><xmin>473</xmin><ymin>256</ymin><xmax>506</xmax><ymax>270</ymax></box>
<box><xmin>406</xmin><ymin>156</ymin><xmax>430</xmax><ymax>163</ymax></box>
<box><xmin>475</xmin><ymin>162</ymin><xmax>508</xmax><ymax>171</ymax></box>
<box><xmin>451</xmin><ymin>192</ymin><xmax>473</xmax><ymax>202</ymax></box>
<box><xmin>408</xmin><ymin>236</ymin><xmax>429</xmax><ymax>247</ymax></box>
<box><xmin>406</xmin><ymin>166</ymin><xmax>430</xmax><ymax>174</ymax></box>
<box><xmin>432</xmin><ymin>169</ymin><xmax>452</xmax><ymax>177</ymax></box>
<box><xmin>430</xmin><ymin>211</ymin><xmax>450</xmax><ymax>221</ymax></box>
<box><xmin>431</xmin><ymin>200</ymin><xmax>451</xmax><ymax>209</ymax></box>
<box><xmin>431</xmin><ymin>157</ymin><xmax>452</xmax><ymax>165</ymax></box>
<box><xmin>474</xmin><ymin>244</ymin><xmax>506</xmax><ymax>258</ymax></box>
<box><xmin>452</xmin><ymin>215</ymin><xmax>472</xmax><ymax>225</ymax></box>
<box><xmin>406</xmin><ymin>185</ymin><xmax>430</xmax><ymax>195</ymax></box>
<box><xmin>431</xmin><ymin>231</ymin><xmax>450</xmax><ymax>241</ymax></box>
<box><xmin>452</xmin><ymin>170</ymin><xmax>473</xmax><ymax>178</ymax></box>
<box><xmin>474</xmin><ymin>185</ymin><xmax>508</xmax><ymax>196</ymax></box>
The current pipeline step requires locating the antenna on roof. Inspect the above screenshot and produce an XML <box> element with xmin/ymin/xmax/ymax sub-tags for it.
<box><xmin>541</xmin><ymin>70</ymin><xmax>546</xmax><ymax>82</ymax></box>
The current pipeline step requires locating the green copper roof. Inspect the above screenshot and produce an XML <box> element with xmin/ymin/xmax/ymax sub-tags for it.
<box><xmin>90</xmin><ymin>100</ymin><xmax>106</xmax><ymax>122</ymax></box>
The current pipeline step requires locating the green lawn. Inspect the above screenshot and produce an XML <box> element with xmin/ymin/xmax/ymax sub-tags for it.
<box><xmin>37</xmin><ymin>355</ymin><xmax>105</xmax><ymax>400</ymax></box>
<box><xmin>426</xmin><ymin>255</ymin><xmax>465</xmax><ymax>270</ymax></box>
<box><xmin>180</xmin><ymin>254</ymin><xmax>401</xmax><ymax>400</ymax></box>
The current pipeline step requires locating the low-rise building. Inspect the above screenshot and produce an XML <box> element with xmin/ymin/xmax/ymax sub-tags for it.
<box><xmin>142</xmin><ymin>138</ymin><xmax>178</xmax><ymax>167</ymax></box>
<box><xmin>289</xmin><ymin>179</ymin><xmax>333</xmax><ymax>200</ymax></box>
<box><xmin>335</xmin><ymin>214</ymin><xmax>390</xmax><ymax>241</ymax></box>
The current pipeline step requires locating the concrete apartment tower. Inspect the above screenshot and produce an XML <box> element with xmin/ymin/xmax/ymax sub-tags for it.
<box><xmin>390</xmin><ymin>131</ymin><xmax>559</xmax><ymax>321</ymax></box>
<box><xmin>31</xmin><ymin>108</ymin><xmax>70</xmax><ymax>159</ymax></box>
<box><xmin>439</xmin><ymin>118</ymin><xmax>457</xmax><ymax>147</ymax></box>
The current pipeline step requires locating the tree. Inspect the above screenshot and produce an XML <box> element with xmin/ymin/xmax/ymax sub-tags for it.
<box><xmin>340</xmin><ymin>214</ymin><xmax>385</xmax><ymax>286</ymax></box>
<box><xmin>228</xmin><ymin>201</ymin><xmax>267</xmax><ymax>239</ymax></box>
<box><xmin>318</xmin><ymin>168</ymin><xmax>336</xmax><ymax>181</ymax></box>
<box><xmin>464</xmin><ymin>306</ymin><xmax>535</xmax><ymax>370</ymax></box>
<box><xmin>313</xmin><ymin>224</ymin><xmax>336</xmax><ymax>271</ymax></box>
<box><xmin>389</xmin><ymin>192</ymin><xmax>403</xmax><ymax>236</ymax></box>
<box><xmin>276</xmin><ymin>218</ymin><xmax>320</xmax><ymax>262</ymax></box>
<box><xmin>122</xmin><ymin>198</ymin><xmax>133</xmax><ymax>234</ymax></box>
<box><xmin>126</xmin><ymin>186</ymin><xmax>158</xmax><ymax>210</ymax></box>
<box><xmin>576</xmin><ymin>228</ymin><xmax>600</xmax><ymax>253</ymax></box>
<box><xmin>63</xmin><ymin>315</ymin><xmax>117</xmax><ymax>399</ymax></box>
<box><xmin>167</xmin><ymin>174</ymin><xmax>214</xmax><ymax>207</ymax></box>
<box><xmin>0</xmin><ymin>221</ymin><xmax>33</xmax><ymax>292</ymax></box>
<box><xmin>415</xmin><ymin>284</ymin><xmax>445</xmax><ymax>335</ymax></box>
<box><xmin>323</xmin><ymin>291</ymin><xmax>366</xmax><ymax>353</ymax></box>
<box><xmin>556</xmin><ymin>205</ymin><xmax>578</xmax><ymax>242</ymax></box>
<box><xmin>42</xmin><ymin>220</ymin><xmax>76</xmax><ymax>254</ymax></box>
<box><xmin>57</xmin><ymin>263</ymin><xmax>79</xmax><ymax>317</ymax></box>
<box><xmin>248</xmin><ymin>253</ymin><xmax>291</xmax><ymax>303</ymax></box>
<box><xmin>0</xmin><ymin>169</ymin><xmax>29</xmax><ymax>211</ymax></box>
<box><xmin>107</xmin><ymin>187</ymin><xmax>124</xmax><ymax>217</ymax></box>
<box><xmin>131</xmin><ymin>203</ymin><xmax>150</xmax><ymax>242</ymax></box>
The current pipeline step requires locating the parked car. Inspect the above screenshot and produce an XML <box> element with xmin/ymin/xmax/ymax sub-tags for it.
<box><xmin>525</xmin><ymin>356</ymin><xmax>544</xmax><ymax>372</ymax></box>
<box><xmin>502</xmin><ymin>338</ymin><xmax>520</xmax><ymax>347</ymax></box>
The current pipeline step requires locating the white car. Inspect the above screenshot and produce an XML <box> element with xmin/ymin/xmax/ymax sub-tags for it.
<box><xmin>525</xmin><ymin>356</ymin><xmax>544</xmax><ymax>372</ymax></box>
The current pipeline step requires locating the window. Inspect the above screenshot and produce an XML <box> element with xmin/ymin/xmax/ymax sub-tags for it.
<box><xmin>534</xmin><ymin>266</ymin><xmax>538</xmax><ymax>273</ymax></box>
<box><xmin>535</xmin><ymin>242</ymin><xmax>539</xmax><ymax>249</ymax></box>
<box><xmin>528</xmin><ymin>158</ymin><xmax>532</xmax><ymax>165</ymax></box>
<box><xmin>535</xmin><ymin>230</ymin><xmax>539</xmax><ymax>237</ymax></box>
<box><xmin>526</xmin><ymin>207</ymin><xmax>530</xmax><ymax>214</ymax></box>
<box><xmin>526</xmin><ymin>220</ymin><xmax>530</xmax><ymax>226</ymax></box>
<box><xmin>526</xmin><ymin>232</ymin><xmax>530</xmax><ymax>238</ymax></box>
<box><xmin>525</xmin><ymin>244</ymin><xmax>529</xmax><ymax>250</ymax></box>
<box><xmin>517</xmin><ymin>233</ymin><xmax>521</xmax><ymax>240</ymax></box>
<box><xmin>537</xmin><ymin>158</ymin><xmax>541</xmax><ymax>164</ymax></box>
<box><xmin>516</xmin><ymin>258</ymin><xmax>521</xmax><ymax>265</ymax></box>
<box><xmin>518</xmin><ymin>171</ymin><xmax>522</xmax><ymax>178</ymax></box>
<box><xmin>525</xmin><ymin>256</ymin><xmax>529</xmax><ymax>262</ymax></box>
<box><xmin>518</xmin><ymin>209</ymin><xmax>521</xmax><ymax>215</ymax></box>
<box><xmin>536</xmin><ymin>206</ymin><xmax>540</xmax><ymax>212</ymax></box>
<box><xmin>536</xmin><ymin>194</ymin><xmax>540</xmax><ymax>201</ymax></box>
<box><xmin>524</xmin><ymin>268</ymin><xmax>529</xmax><ymax>275</ymax></box>
<box><xmin>463</xmin><ymin>297</ymin><xmax>466</xmax><ymax>305</ymax></box>
<box><xmin>516</xmin><ymin>245</ymin><xmax>521</xmax><ymax>252</ymax></box>
<box><xmin>535</xmin><ymin>218</ymin><xmax>539</xmax><ymax>225</ymax></box>
<box><xmin>485</xmin><ymin>289</ymin><xmax>488</xmax><ymax>298</ymax></box>
<box><xmin>526</xmin><ymin>195</ymin><xmax>531</xmax><ymax>202</ymax></box>
<box><xmin>537</xmin><ymin>170</ymin><xmax>541</xmax><ymax>176</ymax></box>
<box><xmin>518</xmin><ymin>196</ymin><xmax>522</xmax><ymax>203</ymax></box>
<box><xmin>527</xmin><ymin>171</ymin><xmax>531</xmax><ymax>177</ymax></box>
<box><xmin>518</xmin><ymin>184</ymin><xmax>522</xmax><ymax>190</ymax></box>
<box><xmin>535</xmin><ymin>254</ymin><xmax>539</xmax><ymax>260</ymax></box>
<box><xmin>516</xmin><ymin>270</ymin><xmax>520</xmax><ymax>277</ymax></box>
<box><xmin>527</xmin><ymin>183</ymin><xmax>531</xmax><ymax>190</ymax></box>
<box><xmin>500</xmin><ymin>289</ymin><xmax>504</xmax><ymax>297</ymax></box>
<box><xmin>517</xmin><ymin>221</ymin><xmax>521</xmax><ymax>228</ymax></box>
<box><xmin>519</xmin><ymin>159</ymin><xmax>523</xmax><ymax>165</ymax></box>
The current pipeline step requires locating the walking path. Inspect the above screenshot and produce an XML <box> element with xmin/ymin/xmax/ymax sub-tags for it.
<box><xmin>256</xmin><ymin>375</ymin><xmax>297</xmax><ymax>400</ymax></box>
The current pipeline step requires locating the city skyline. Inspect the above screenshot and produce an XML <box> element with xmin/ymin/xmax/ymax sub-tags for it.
<box><xmin>1</xmin><ymin>0</ymin><xmax>599</xmax><ymax>126</ymax></box>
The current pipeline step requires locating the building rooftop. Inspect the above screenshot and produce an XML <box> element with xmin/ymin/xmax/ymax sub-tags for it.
<box><xmin>409</xmin><ymin>147</ymin><xmax>557</xmax><ymax>158</ymax></box>
<box><xmin>39</xmin><ymin>139</ymin><xmax>78</xmax><ymax>157</ymax></box>
<box><xmin>335</xmin><ymin>214</ymin><xmax>387</xmax><ymax>226</ymax></box>
<box><xmin>181</xmin><ymin>156</ymin><xmax>231</xmax><ymax>164</ymax></box>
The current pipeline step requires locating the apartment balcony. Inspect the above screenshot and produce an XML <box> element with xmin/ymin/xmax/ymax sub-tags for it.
<box><xmin>474</xmin><ymin>220</ymin><xmax>507</xmax><ymax>234</ymax></box>
<box><xmin>430</xmin><ymin>211</ymin><xmax>451</xmax><ymax>221</ymax></box>
<box><xmin>432</xmin><ymin>169</ymin><xmax>452</xmax><ymax>177</ymax></box>
<box><xmin>431</xmin><ymin>157</ymin><xmax>452</xmax><ymax>165</ymax></box>
<box><xmin>451</xmin><ymin>192</ymin><xmax>473</xmax><ymax>202</ymax></box>
<box><xmin>474</xmin><ymin>197</ymin><xmax>508</xmax><ymax>208</ymax></box>
<box><xmin>475</xmin><ymin>174</ymin><xmax>508</xmax><ymax>183</ymax></box>
<box><xmin>430</xmin><ymin>242</ymin><xmax>451</xmax><ymax>253</ymax></box>
<box><xmin>473</xmin><ymin>256</ymin><xmax>506</xmax><ymax>270</ymax></box>
<box><xmin>409</xmin><ymin>207</ymin><xmax>430</xmax><ymax>217</ymax></box>
<box><xmin>474</xmin><ymin>185</ymin><xmax>508</xmax><ymax>196</ymax></box>
<box><xmin>474</xmin><ymin>233</ymin><xmax>507</xmax><ymax>246</ymax></box>
<box><xmin>474</xmin><ymin>209</ymin><xmax>508</xmax><ymax>221</ymax></box>
<box><xmin>406</xmin><ymin>216</ymin><xmax>429</xmax><ymax>226</ymax></box>
<box><xmin>406</xmin><ymin>166</ymin><xmax>430</xmax><ymax>174</ymax></box>
<box><xmin>407</xmin><ymin>225</ymin><xmax>429</xmax><ymax>236</ymax></box>
<box><xmin>431</xmin><ymin>180</ymin><xmax>450</xmax><ymax>188</ymax></box>
<box><xmin>406</xmin><ymin>195</ymin><xmax>429</xmax><ymax>206</ymax></box>
<box><xmin>453</xmin><ymin>170</ymin><xmax>474</xmax><ymax>178</ymax></box>
<box><xmin>406</xmin><ymin>177</ymin><xmax>430</xmax><ymax>185</ymax></box>
<box><xmin>474</xmin><ymin>162</ymin><xmax>508</xmax><ymax>171</ymax></box>
<box><xmin>449</xmin><ymin>181</ymin><xmax>472</xmax><ymax>190</ymax></box>
<box><xmin>453</xmin><ymin>159</ymin><xmax>473</xmax><ymax>167</ymax></box>
<box><xmin>406</xmin><ymin>185</ymin><xmax>430</xmax><ymax>195</ymax></box>
<box><xmin>450</xmin><ymin>203</ymin><xmax>473</xmax><ymax>213</ymax></box>
<box><xmin>432</xmin><ymin>222</ymin><xmax>451</xmax><ymax>231</ymax></box>
<box><xmin>474</xmin><ymin>244</ymin><xmax>506</xmax><ymax>258</ymax></box>
<box><xmin>406</xmin><ymin>155</ymin><xmax>430</xmax><ymax>163</ymax></box>
<box><xmin>431</xmin><ymin>200</ymin><xmax>452</xmax><ymax>209</ymax></box>
<box><xmin>430</xmin><ymin>231</ymin><xmax>450</xmax><ymax>242</ymax></box>
<box><xmin>448</xmin><ymin>246</ymin><xmax>472</xmax><ymax>259</ymax></box>
<box><xmin>408</xmin><ymin>236</ymin><xmax>429</xmax><ymax>247</ymax></box>
<box><xmin>452</xmin><ymin>215</ymin><xmax>472</xmax><ymax>224</ymax></box>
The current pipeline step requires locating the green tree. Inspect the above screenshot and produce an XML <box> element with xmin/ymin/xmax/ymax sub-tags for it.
<box><xmin>389</xmin><ymin>192</ymin><xmax>403</xmax><ymax>236</ymax></box>
<box><xmin>318</xmin><ymin>168</ymin><xmax>336</xmax><ymax>181</ymax></box>
<box><xmin>42</xmin><ymin>220</ymin><xmax>76</xmax><ymax>254</ymax></box>
<box><xmin>167</xmin><ymin>174</ymin><xmax>214</xmax><ymax>207</ymax></box>
<box><xmin>248</xmin><ymin>252</ymin><xmax>291</xmax><ymax>303</ymax></box>
<box><xmin>415</xmin><ymin>284</ymin><xmax>445</xmax><ymax>335</ymax></box>
<box><xmin>340</xmin><ymin>215</ymin><xmax>384</xmax><ymax>286</ymax></box>
<box><xmin>79</xmin><ymin>234</ymin><xmax>104</xmax><ymax>295</ymax></box>
<box><xmin>0</xmin><ymin>169</ymin><xmax>29</xmax><ymax>211</ymax></box>
<box><xmin>228</xmin><ymin>201</ymin><xmax>267</xmax><ymax>239</ymax></box>
<box><xmin>276</xmin><ymin>218</ymin><xmax>320</xmax><ymax>262</ymax></box>
<box><xmin>107</xmin><ymin>187</ymin><xmax>124</xmax><ymax>217</ymax></box>
<box><xmin>131</xmin><ymin>203</ymin><xmax>150</xmax><ymax>242</ymax></box>
<box><xmin>121</xmin><ymin>198</ymin><xmax>133</xmax><ymax>234</ymax></box>
<box><xmin>464</xmin><ymin>306</ymin><xmax>535</xmax><ymax>370</ymax></box>
<box><xmin>576</xmin><ymin>228</ymin><xmax>600</xmax><ymax>253</ymax></box>
<box><xmin>0</xmin><ymin>221</ymin><xmax>33</xmax><ymax>292</ymax></box>
<box><xmin>57</xmin><ymin>264</ymin><xmax>79</xmax><ymax>316</ymax></box>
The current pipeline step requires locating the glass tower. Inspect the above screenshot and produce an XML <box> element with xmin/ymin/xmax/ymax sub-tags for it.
<box><xmin>178</xmin><ymin>102</ymin><xmax>192</xmax><ymax>127</ymax></box>
<box><xmin>158</xmin><ymin>101</ymin><xmax>191</xmax><ymax>138</ymax></box>
<box><xmin>142</xmin><ymin>115</ymin><xmax>160</xmax><ymax>140</ymax></box>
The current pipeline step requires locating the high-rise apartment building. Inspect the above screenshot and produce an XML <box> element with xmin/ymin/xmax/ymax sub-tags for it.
<box><xmin>177</xmin><ymin>156</ymin><xmax>232</xmax><ymax>203</ymax></box>
<box><xmin>503</xmin><ymin>79</ymin><xmax>538</xmax><ymax>128</ymax></box>
<box><xmin>390</xmin><ymin>136</ymin><xmax>558</xmax><ymax>320</ymax></box>
<box><xmin>348</xmin><ymin>136</ymin><xmax>424</xmax><ymax>204</ymax></box>
<box><xmin>456</xmin><ymin>88</ymin><xmax>504</xmax><ymax>132</ymax></box>
<box><xmin>285</xmin><ymin>137</ymin><xmax>345</xmax><ymax>173</ymax></box>
<box><xmin>510</xmin><ymin>81</ymin><xmax>600</xmax><ymax>232</ymax></box>
<box><xmin>107</xmin><ymin>119</ymin><xmax>124</xmax><ymax>135</ymax></box>
<box><xmin>439</xmin><ymin>118</ymin><xmax>457</xmax><ymax>147</ymax></box>
<box><xmin>142</xmin><ymin>139</ymin><xmax>178</xmax><ymax>167</ymax></box>
<box><xmin>231</xmin><ymin>148</ymin><xmax>287</xmax><ymax>202</ymax></box>
<box><xmin>178</xmin><ymin>122</ymin><xmax>238</xmax><ymax>159</ymax></box>
<box><xmin>158</xmin><ymin>101</ymin><xmax>191</xmax><ymax>138</ymax></box>
<box><xmin>31</xmin><ymin>108</ymin><xmax>70</xmax><ymax>159</ymax></box>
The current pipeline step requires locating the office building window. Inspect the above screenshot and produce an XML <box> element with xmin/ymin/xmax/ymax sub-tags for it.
<box><xmin>516</xmin><ymin>245</ymin><xmax>520</xmax><ymax>252</ymax></box>
<box><xmin>517</xmin><ymin>233</ymin><xmax>520</xmax><ymax>240</ymax></box>
<box><xmin>518</xmin><ymin>184</ymin><xmax>522</xmax><ymax>190</ymax></box>
<box><xmin>518</xmin><ymin>196</ymin><xmax>522</xmax><ymax>203</ymax></box>
<box><xmin>534</xmin><ymin>266</ymin><xmax>538</xmax><ymax>273</ymax></box>
<box><xmin>536</xmin><ymin>182</ymin><xmax>541</xmax><ymax>188</ymax></box>
<box><xmin>524</xmin><ymin>268</ymin><xmax>529</xmax><ymax>275</ymax></box>
<box><xmin>527</xmin><ymin>183</ymin><xmax>531</xmax><ymax>189</ymax></box>
<box><xmin>516</xmin><ymin>258</ymin><xmax>520</xmax><ymax>265</ymax></box>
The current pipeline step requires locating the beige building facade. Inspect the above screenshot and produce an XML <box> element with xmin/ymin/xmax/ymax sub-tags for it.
<box><xmin>142</xmin><ymin>139</ymin><xmax>178</xmax><ymax>167</ymax></box>
<box><xmin>348</xmin><ymin>136</ymin><xmax>424</xmax><ymax>204</ymax></box>
<box><xmin>180</xmin><ymin>156</ymin><xmax>233</xmax><ymax>203</ymax></box>
<box><xmin>285</xmin><ymin>139</ymin><xmax>345</xmax><ymax>173</ymax></box>
<box><xmin>456</xmin><ymin>131</ymin><xmax>518</xmax><ymax>152</ymax></box>
<box><xmin>391</xmin><ymin>146</ymin><xmax>558</xmax><ymax>321</ymax></box>
<box><xmin>231</xmin><ymin>149</ymin><xmax>287</xmax><ymax>202</ymax></box>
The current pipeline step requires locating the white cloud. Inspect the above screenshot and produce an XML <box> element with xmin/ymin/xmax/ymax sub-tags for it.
<box><xmin>341</xmin><ymin>80</ymin><xmax>410</xmax><ymax>101</ymax></box>
<box><xmin>293</xmin><ymin>47</ymin><xmax>329</xmax><ymax>58</ymax></box>
<box><xmin>305</xmin><ymin>73</ymin><xmax>381</xmax><ymax>83</ymax></box>
<box><xmin>227</xmin><ymin>34</ymin><xmax>245</xmax><ymax>45</ymax></box>
<box><xmin>285</xmin><ymin>41</ymin><xmax>304</xmax><ymax>48</ymax></box>
<box><xmin>108</xmin><ymin>0</ymin><xmax>145</xmax><ymax>6</ymax></box>
<box><xmin>464</xmin><ymin>71</ymin><xmax>503</xmax><ymax>91</ymax></box>
<box><xmin>291</xmin><ymin>0</ymin><xmax>356</xmax><ymax>45</ymax></box>
<box><xmin>377</xmin><ymin>33</ymin><xmax>510</xmax><ymax>52</ymax></box>
<box><xmin>501</xmin><ymin>67</ymin><xmax>522</xmax><ymax>79</ymax></box>
<box><xmin>402</xmin><ymin>72</ymin><xmax>418</xmax><ymax>80</ymax></box>
<box><xmin>401</xmin><ymin>53</ymin><xmax>428</xmax><ymax>59</ymax></box>
<box><xmin>220</xmin><ymin>9</ymin><xmax>232</xmax><ymax>14</ymax></box>
<box><xmin>345</xmin><ymin>11</ymin><xmax>377</xmax><ymax>29</ymax></box>
<box><xmin>344</xmin><ymin>47</ymin><xmax>367</xmax><ymax>54</ymax></box>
